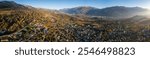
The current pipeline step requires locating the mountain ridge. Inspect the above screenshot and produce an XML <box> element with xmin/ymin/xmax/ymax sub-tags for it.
<box><xmin>60</xmin><ymin>6</ymin><xmax>149</xmax><ymax>18</ymax></box>
<box><xmin>0</xmin><ymin>1</ymin><xmax>25</xmax><ymax>9</ymax></box>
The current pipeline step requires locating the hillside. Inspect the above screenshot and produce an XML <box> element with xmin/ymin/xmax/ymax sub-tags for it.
<box><xmin>0</xmin><ymin>1</ymin><xmax>27</xmax><ymax>9</ymax></box>
<box><xmin>0</xmin><ymin>1</ymin><xmax>150</xmax><ymax>42</ymax></box>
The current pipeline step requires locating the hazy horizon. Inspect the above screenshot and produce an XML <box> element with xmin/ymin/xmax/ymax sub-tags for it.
<box><xmin>1</xmin><ymin>0</ymin><xmax>150</xmax><ymax>9</ymax></box>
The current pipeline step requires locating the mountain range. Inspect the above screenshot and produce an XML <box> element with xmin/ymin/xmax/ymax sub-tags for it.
<box><xmin>60</xmin><ymin>6</ymin><xmax>149</xmax><ymax>18</ymax></box>
<box><xmin>0</xmin><ymin>1</ymin><xmax>149</xmax><ymax>18</ymax></box>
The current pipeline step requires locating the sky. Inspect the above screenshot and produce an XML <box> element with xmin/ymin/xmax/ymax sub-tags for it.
<box><xmin>2</xmin><ymin>0</ymin><xmax>150</xmax><ymax>9</ymax></box>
